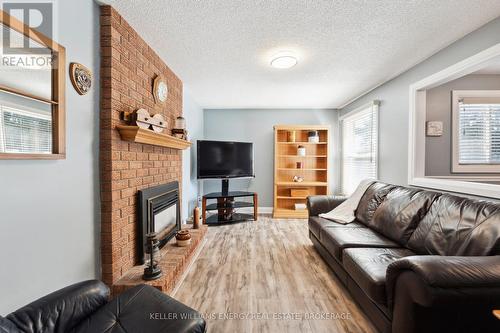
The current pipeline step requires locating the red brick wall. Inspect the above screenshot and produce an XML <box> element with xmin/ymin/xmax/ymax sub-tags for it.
<box><xmin>100</xmin><ymin>5</ymin><xmax>183</xmax><ymax>286</ymax></box>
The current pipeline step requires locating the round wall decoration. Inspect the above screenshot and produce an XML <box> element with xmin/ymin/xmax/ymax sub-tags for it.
<box><xmin>69</xmin><ymin>62</ymin><xmax>92</xmax><ymax>95</ymax></box>
<box><xmin>153</xmin><ymin>75</ymin><xmax>168</xmax><ymax>104</ymax></box>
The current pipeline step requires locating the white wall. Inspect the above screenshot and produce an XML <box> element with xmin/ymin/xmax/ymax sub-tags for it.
<box><xmin>0</xmin><ymin>0</ymin><xmax>100</xmax><ymax>314</ymax></box>
<box><xmin>181</xmin><ymin>88</ymin><xmax>204</xmax><ymax>222</ymax></box>
<box><xmin>339</xmin><ymin>17</ymin><xmax>500</xmax><ymax>187</ymax></box>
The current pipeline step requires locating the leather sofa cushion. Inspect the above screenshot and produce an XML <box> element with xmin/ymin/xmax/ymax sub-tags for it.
<box><xmin>408</xmin><ymin>194</ymin><xmax>500</xmax><ymax>256</ymax></box>
<box><xmin>371</xmin><ymin>187</ymin><xmax>440</xmax><ymax>246</ymax></box>
<box><xmin>355</xmin><ymin>182</ymin><xmax>396</xmax><ymax>227</ymax></box>
<box><xmin>309</xmin><ymin>216</ymin><xmax>364</xmax><ymax>241</ymax></box>
<box><xmin>343</xmin><ymin>248</ymin><xmax>415</xmax><ymax>305</ymax></box>
<box><xmin>72</xmin><ymin>284</ymin><xmax>206</xmax><ymax>333</ymax></box>
<box><xmin>0</xmin><ymin>316</ymin><xmax>21</xmax><ymax>333</ymax></box>
<box><xmin>320</xmin><ymin>227</ymin><xmax>399</xmax><ymax>262</ymax></box>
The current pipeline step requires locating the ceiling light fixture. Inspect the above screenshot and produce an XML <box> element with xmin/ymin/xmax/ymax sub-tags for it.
<box><xmin>270</xmin><ymin>52</ymin><xmax>298</xmax><ymax>69</ymax></box>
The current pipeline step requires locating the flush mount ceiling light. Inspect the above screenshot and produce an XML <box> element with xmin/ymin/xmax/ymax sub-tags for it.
<box><xmin>270</xmin><ymin>52</ymin><xmax>298</xmax><ymax>69</ymax></box>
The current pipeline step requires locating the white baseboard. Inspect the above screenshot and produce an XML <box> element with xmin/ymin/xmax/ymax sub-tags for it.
<box><xmin>257</xmin><ymin>206</ymin><xmax>273</xmax><ymax>214</ymax></box>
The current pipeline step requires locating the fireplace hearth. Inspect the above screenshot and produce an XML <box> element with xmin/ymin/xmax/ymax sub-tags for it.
<box><xmin>137</xmin><ymin>181</ymin><xmax>181</xmax><ymax>264</ymax></box>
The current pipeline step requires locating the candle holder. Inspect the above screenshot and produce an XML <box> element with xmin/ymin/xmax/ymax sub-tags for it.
<box><xmin>143</xmin><ymin>232</ymin><xmax>162</xmax><ymax>281</ymax></box>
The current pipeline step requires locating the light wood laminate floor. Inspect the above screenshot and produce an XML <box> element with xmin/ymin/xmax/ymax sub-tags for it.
<box><xmin>174</xmin><ymin>216</ymin><xmax>376</xmax><ymax>333</ymax></box>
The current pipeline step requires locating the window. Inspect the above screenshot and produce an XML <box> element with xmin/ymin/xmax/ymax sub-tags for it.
<box><xmin>0</xmin><ymin>103</ymin><xmax>52</xmax><ymax>154</ymax></box>
<box><xmin>452</xmin><ymin>90</ymin><xmax>500</xmax><ymax>173</ymax></box>
<box><xmin>340</xmin><ymin>101</ymin><xmax>379</xmax><ymax>195</ymax></box>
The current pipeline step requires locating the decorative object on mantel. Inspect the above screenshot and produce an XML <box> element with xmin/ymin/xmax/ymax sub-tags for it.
<box><xmin>426</xmin><ymin>121</ymin><xmax>443</xmax><ymax>137</ymax></box>
<box><xmin>297</xmin><ymin>145</ymin><xmax>306</xmax><ymax>156</ymax></box>
<box><xmin>175</xmin><ymin>116</ymin><xmax>186</xmax><ymax>129</ymax></box>
<box><xmin>293</xmin><ymin>175</ymin><xmax>304</xmax><ymax>183</ymax></box>
<box><xmin>151</xmin><ymin>114</ymin><xmax>166</xmax><ymax>133</ymax></box>
<box><xmin>193</xmin><ymin>207</ymin><xmax>201</xmax><ymax>229</ymax></box>
<box><xmin>175</xmin><ymin>230</ymin><xmax>192</xmax><ymax>247</ymax></box>
<box><xmin>116</xmin><ymin>125</ymin><xmax>191</xmax><ymax>150</ymax></box>
<box><xmin>152</xmin><ymin>75</ymin><xmax>168</xmax><ymax>104</ymax></box>
<box><xmin>287</xmin><ymin>130</ymin><xmax>296</xmax><ymax>142</ymax></box>
<box><xmin>171</xmin><ymin>128</ymin><xmax>188</xmax><ymax>140</ymax></box>
<box><xmin>143</xmin><ymin>232</ymin><xmax>162</xmax><ymax>281</ymax></box>
<box><xmin>172</xmin><ymin>116</ymin><xmax>188</xmax><ymax>140</ymax></box>
<box><xmin>69</xmin><ymin>62</ymin><xmax>92</xmax><ymax>95</ymax></box>
<box><xmin>130</xmin><ymin>108</ymin><xmax>166</xmax><ymax>133</ymax></box>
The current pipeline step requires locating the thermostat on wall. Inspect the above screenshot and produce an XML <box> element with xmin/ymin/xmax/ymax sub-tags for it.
<box><xmin>426</xmin><ymin>121</ymin><xmax>443</xmax><ymax>137</ymax></box>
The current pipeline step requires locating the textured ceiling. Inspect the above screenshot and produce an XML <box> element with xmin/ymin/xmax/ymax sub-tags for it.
<box><xmin>101</xmin><ymin>0</ymin><xmax>500</xmax><ymax>108</ymax></box>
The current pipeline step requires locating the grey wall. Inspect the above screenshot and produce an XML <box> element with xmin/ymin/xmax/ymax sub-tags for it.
<box><xmin>339</xmin><ymin>16</ymin><xmax>500</xmax><ymax>187</ymax></box>
<box><xmin>425</xmin><ymin>74</ymin><xmax>500</xmax><ymax>177</ymax></box>
<box><xmin>182</xmin><ymin>88</ymin><xmax>203</xmax><ymax>222</ymax></box>
<box><xmin>203</xmin><ymin>109</ymin><xmax>339</xmax><ymax>207</ymax></box>
<box><xmin>0</xmin><ymin>0</ymin><xmax>100</xmax><ymax>314</ymax></box>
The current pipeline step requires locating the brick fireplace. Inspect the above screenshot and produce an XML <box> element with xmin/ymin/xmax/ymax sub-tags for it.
<box><xmin>99</xmin><ymin>5</ymin><xmax>183</xmax><ymax>287</ymax></box>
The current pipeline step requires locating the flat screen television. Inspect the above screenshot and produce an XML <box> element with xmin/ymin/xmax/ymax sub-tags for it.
<box><xmin>197</xmin><ymin>140</ymin><xmax>254</xmax><ymax>179</ymax></box>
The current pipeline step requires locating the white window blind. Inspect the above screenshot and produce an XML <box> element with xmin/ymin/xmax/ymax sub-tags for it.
<box><xmin>0</xmin><ymin>105</ymin><xmax>52</xmax><ymax>154</ymax></box>
<box><xmin>458</xmin><ymin>101</ymin><xmax>500</xmax><ymax>165</ymax></box>
<box><xmin>341</xmin><ymin>102</ymin><xmax>379</xmax><ymax>195</ymax></box>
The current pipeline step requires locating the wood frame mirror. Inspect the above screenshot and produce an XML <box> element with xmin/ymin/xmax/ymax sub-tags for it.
<box><xmin>0</xmin><ymin>9</ymin><xmax>65</xmax><ymax>159</ymax></box>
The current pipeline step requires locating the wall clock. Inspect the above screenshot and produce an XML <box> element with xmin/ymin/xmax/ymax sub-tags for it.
<box><xmin>69</xmin><ymin>62</ymin><xmax>92</xmax><ymax>95</ymax></box>
<box><xmin>153</xmin><ymin>75</ymin><xmax>168</xmax><ymax>104</ymax></box>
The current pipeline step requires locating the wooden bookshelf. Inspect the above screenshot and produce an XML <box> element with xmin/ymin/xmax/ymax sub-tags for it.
<box><xmin>273</xmin><ymin>125</ymin><xmax>330</xmax><ymax>218</ymax></box>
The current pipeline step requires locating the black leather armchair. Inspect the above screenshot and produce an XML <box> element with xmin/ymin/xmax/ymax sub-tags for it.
<box><xmin>0</xmin><ymin>280</ymin><xmax>206</xmax><ymax>333</ymax></box>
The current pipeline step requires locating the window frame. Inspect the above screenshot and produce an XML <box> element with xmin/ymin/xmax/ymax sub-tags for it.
<box><xmin>0</xmin><ymin>9</ymin><xmax>66</xmax><ymax>160</ymax></box>
<box><xmin>339</xmin><ymin>101</ymin><xmax>380</xmax><ymax>195</ymax></box>
<box><xmin>451</xmin><ymin>90</ymin><xmax>500</xmax><ymax>173</ymax></box>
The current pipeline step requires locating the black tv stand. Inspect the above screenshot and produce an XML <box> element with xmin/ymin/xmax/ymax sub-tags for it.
<box><xmin>202</xmin><ymin>190</ymin><xmax>258</xmax><ymax>226</ymax></box>
<box><xmin>221</xmin><ymin>179</ymin><xmax>229</xmax><ymax>196</ymax></box>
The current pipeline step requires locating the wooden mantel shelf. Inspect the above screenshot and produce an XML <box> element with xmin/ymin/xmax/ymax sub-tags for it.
<box><xmin>116</xmin><ymin>125</ymin><xmax>191</xmax><ymax>150</ymax></box>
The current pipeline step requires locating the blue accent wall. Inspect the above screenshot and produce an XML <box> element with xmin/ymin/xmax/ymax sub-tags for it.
<box><xmin>182</xmin><ymin>88</ymin><xmax>204</xmax><ymax>222</ymax></box>
<box><xmin>203</xmin><ymin>109</ymin><xmax>339</xmax><ymax>206</ymax></box>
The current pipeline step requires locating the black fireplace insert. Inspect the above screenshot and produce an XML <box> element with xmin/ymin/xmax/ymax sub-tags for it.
<box><xmin>137</xmin><ymin>181</ymin><xmax>181</xmax><ymax>264</ymax></box>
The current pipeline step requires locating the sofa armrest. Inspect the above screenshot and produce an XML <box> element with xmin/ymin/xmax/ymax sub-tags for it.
<box><xmin>387</xmin><ymin>256</ymin><xmax>500</xmax><ymax>333</ymax></box>
<box><xmin>387</xmin><ymin>255</ymin><xmax>500</xmax><ymax>307</ymax></box>
<box><xmin>306</xmin><ymin>195</ymin><xmax>347</xmax><ymax>216</ymax></box>
<box><xmin>6</xmin><ymin>280</ymin><xmax>109</xmax><ymax>333</ymax></box>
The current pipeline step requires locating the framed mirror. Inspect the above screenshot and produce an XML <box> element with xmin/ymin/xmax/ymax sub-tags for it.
<box><xmin>0</xmin><ymin>9</ymin><xmax>65</xmax><ymax>159</ymax></box>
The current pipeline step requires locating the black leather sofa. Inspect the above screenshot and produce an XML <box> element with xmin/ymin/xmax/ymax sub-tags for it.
<box><xmin>0</xmin><ymin>280</ymin><xmax>206</xmax><ymax>333</ymax></box>
<box><xmin>307</xmin><ymin>181</ymin><xmax>500</xmax><ymax>333</ymax></box>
